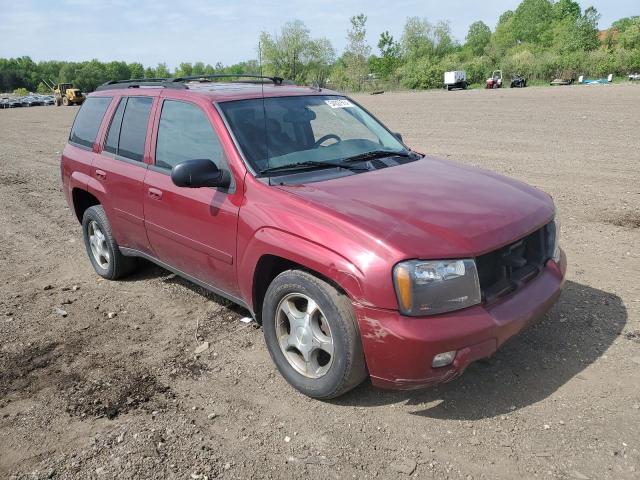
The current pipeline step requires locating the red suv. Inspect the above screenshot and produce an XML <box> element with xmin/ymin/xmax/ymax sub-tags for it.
<box><xmin>61</xmin><ymin>75</ymin><xmax>565</xmax><ymax>399</ymax></box>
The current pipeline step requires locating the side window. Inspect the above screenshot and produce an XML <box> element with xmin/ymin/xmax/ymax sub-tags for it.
<box><xmin>104</xmin><ymin>98</ymin><xmax>126</xmax><ymax>154</ymax></box>
<box><xmin>155</xmin><ymin>100</ymin><xmax>224</xmax><ymax>170</ymax></box>
<box><xmin>69</xmin><ymin>97</ymin><xmax>112</xmax><ymax>148</ymax></box>
<box><xmin>109</xmin><ymin>96</ymin><xmax>153</xmax><ymax>162</ymax></box>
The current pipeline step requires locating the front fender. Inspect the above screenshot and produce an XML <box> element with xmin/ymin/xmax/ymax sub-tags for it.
<box><xmin>238</xmin><ymin>227</ymin><xmax>366</xmax><ymax>311</ymax></box>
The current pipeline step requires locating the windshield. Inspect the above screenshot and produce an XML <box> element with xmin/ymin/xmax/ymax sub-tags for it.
<box><xmin>218</xmin><ymin>95</ymin><xmax>406</xmax><ymax>174</ymax></box>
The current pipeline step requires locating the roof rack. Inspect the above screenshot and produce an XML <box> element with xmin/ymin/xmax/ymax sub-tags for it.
<box><xmin>95</xmin><ymin>78</ymin><xmax>186</xmax><ymax>91</ymax></box>
<box><xmin>95</xmin><ymin>74</ymin><xmax>285</xmax><ymax>91</ymax></box>
<box><xmin>171</xmin><ymin>74</ymin><xmax>284</xmax><ymax>85</ymax></box>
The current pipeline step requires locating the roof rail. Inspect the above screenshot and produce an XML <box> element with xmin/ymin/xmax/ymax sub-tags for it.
<box><xmin>95</xmin><ymin>78</ymin><xmax>186</xmax><ymax>91</ymax></box>
<box><xmin>95</xmin><ymin>74</ymin><xmax>287</xmax><ymax>92</ymax></box>
<box><xmin>170</xmin><ymin>74</ymin><xmax>284</xmax><ymax>85</ymax></box>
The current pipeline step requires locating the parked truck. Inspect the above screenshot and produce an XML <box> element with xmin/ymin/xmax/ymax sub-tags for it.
<box><xmin>444</xmin><ymin>71</ymin><xmax>467</xmax><ymax>91</ymax></box>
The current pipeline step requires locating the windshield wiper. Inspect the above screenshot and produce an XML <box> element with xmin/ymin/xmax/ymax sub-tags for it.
<box><xmin>341</xmin><ymin>149</ymin><xmax>412</xmax><ymax>163</ymax></box>
<box><xmin>257</xmin><ymin>160</ymin><xmax>369</xmax><ymax>176</ymax></box>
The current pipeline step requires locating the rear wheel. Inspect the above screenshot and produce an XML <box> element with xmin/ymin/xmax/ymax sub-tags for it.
<box><xmin>262</xmin><ymin>270</ymin><xmax>367</xmax><ymax>399</ymax></box>
<box><xmin>82</xmin><ymin>205</ymin><xmax>136</xmax><ymax>280</ymax></box>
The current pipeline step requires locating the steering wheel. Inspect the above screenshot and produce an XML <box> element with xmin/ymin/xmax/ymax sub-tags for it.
<box><xmin>314</xmin><ymin>134</ymin><xmax>342</xmax><ymax>148</ymax></box>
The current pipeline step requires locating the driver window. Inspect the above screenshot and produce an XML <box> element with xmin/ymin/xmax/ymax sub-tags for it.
<box><xmin>155</xmin><ymin>100</ymin><xmax>225</xmax><ymax>171</ymax></box>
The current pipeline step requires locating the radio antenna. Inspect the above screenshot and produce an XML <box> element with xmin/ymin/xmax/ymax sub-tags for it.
<box><xmin>258</xmin><ymin>39</ymin><xmax>271</xmax><ymax>181</ymax></box>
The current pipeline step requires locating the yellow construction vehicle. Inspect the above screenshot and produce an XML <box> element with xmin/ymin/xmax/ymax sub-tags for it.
<box><xmin>43</xmin><ymin>79</ymin><xmax>86</xmax><ymax>106</ymax></box>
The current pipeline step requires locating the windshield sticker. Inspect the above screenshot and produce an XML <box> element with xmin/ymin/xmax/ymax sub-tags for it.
<box><xmin>325</xmin><ymin>99</ymin><xmax>354</xmax><ymax>109</ymax></box>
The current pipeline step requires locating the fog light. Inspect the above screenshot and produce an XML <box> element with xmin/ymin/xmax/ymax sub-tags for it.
<box><xmin>432</xmin><ymin>350</ymin><xmax>457</xmax><ymax>368</ymax></box>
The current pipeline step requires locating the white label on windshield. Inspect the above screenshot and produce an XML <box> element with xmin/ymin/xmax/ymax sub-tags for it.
<box><xmin>325</xmin><ymin>99</ymin><xmax>354</xmax><ymax>109</ymax></box>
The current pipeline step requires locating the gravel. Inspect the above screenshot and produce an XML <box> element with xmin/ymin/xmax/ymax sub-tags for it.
<box><xmin>1</xmin><ymin>84</ymin><xmax>639</xmax><ymax>479</ymax></box>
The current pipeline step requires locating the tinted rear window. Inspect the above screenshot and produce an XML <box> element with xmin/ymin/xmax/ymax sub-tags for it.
<box><xmin>117</xmin><ymin>97</ymin><xmax>153</xmax><ymax>162</ymax></box>
<box><xmin>69</xmin><ymin>97</ymin><xmax>112</xmax><ymax>148</ymax></box>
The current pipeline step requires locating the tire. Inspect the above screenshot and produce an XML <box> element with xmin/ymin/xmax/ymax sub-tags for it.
<box><xmin>62</xmin><ymin>97</ymin><xmax>69</xmax><ymax>106</ymax></box>
<box><xmin>81</xmin><ymin>205</ymin><xmax>136</xmax><ymax>280</ymax></box>
<box><xmin>262</xmin><ymin>270</ymin><xmax>367</xmax><ymax>399</ymax></box>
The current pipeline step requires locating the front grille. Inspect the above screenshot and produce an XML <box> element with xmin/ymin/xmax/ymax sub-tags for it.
<box><xmin>476</xmin><ymin>223</ymin><xmax>554</xmax><ymax>303</ymax></box>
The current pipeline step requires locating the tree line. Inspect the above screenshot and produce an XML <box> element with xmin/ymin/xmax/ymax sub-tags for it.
<box><xmin>2</xmin><ymin>0</ymin><xmax>639</xmax><ymax>94</ymax></box>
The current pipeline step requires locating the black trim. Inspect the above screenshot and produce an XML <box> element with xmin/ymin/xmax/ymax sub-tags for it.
<box><xmin>96</xmin><ymin>75</ymin><xmax>285</xmax><ymax>91</ymax></box>
<box><xmin>171</xmin><ymin>74</ymin><xmax>284</xmax><ymax>85</ymax></box>
<box><xmin>67</xmin><ymin>141</ymin><xmax>94</xmax><ymax>152</ymax></box>
<box><xmin>119</xmin><ymin>247</ymin><xmax>253</xmax><ymax>316</ymax></box>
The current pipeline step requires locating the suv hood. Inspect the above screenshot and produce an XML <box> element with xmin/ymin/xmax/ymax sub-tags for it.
<box><xmin>275</xmin><ymin>156</ymin><xmax>554</xmax><ymax>259</ymax></box>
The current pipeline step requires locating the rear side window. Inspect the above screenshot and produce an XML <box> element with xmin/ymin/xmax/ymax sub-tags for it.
<box><xmin>108</xmin><ymin>96</ymin><xmax>153</xmax><ymax>162</ymax></box>
<box><xmin>69</xmin><ymin>97</ymin><xmax>111</xmax><ymax>148</ymax></box>
<box><xmin>155</xmin><ymin>100</ymin><xmax>224</xmax><ymax>170</ymax></box>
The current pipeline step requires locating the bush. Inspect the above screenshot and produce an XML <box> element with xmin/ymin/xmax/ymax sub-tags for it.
<box><xmin>398</xmin><ymin>58</ymin><xmax>444</xmax><ymax>89</ymax></box>
<box><xmin>13</xmin><ymin>87</ymin><xmax>28</xmax><ymax>96</ymax></box>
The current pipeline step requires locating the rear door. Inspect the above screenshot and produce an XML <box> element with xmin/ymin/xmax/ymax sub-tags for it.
<box><xmin>143</xmin><ymin>96</ymin><xmax>241</xmax><ymax>298</ymax></box>
<box><xmin>91</xmin><ymin>94</ymin><xmax>156</xmax><ymax>253</ymax></box>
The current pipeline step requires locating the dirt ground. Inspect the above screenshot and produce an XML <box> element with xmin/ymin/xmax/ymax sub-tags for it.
<box><xmin>1</xmin><ymin>84</ymin><xmax>639</xmax><ymax>480</ymax></box>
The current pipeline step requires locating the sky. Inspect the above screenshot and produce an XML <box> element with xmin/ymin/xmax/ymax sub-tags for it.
<box><xmin>0</xmin><ymin>0</ymin><xmax>637</xmax><ymax>69</ymax></box>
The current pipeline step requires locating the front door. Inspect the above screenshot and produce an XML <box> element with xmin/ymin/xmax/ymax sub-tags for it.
<box><xmin>143</xmin><ymin>98</ymin><xmax>241</xmax><ymax>297</ymax></box>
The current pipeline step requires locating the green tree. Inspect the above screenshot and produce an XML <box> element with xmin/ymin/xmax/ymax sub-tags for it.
<box><xmin>128</xmin><ymin>62</ymin><xmax>145</xmax><ymax>79</ymax></box>
<box><xmin>176</xmin><ymin>62</ymin><xmax>193</xmax><ymax>77</ymax></box>
<box><xmin>36</xmin><ymin>82</ymin><xmax>50</xmax><ymax>94</ymax></box>
<box><xmin>344</xmin><ymin>14</ymin><xmax>371</xmax><ymax>90</ymax></box>
<box><xmin>192</xmin><ymin>62</ymin><xmax>206</xmax><ymax>76</ymax></box>
<box><xmin>465</xmin><ymin>21</ymin><xmax>492</xmax><ymax>56</ymax></box>
<box><xmin>492</xmin><ymin>10</ymin><xmax>517</xmax><ymax>52</ymax></box>
<box><xmin>259</xmin><ymin>20</ymin><xmax>334</xmax><ymax>85</ymax></box>
<box><xmin>553</xmin><ymin>0</ymin><xmax>581</xmax><ymax>21</ymax></box>
<box><xmin>75</xmin><ymin>60</ymin><xmax>107</xmax><ymax>91</ymax></box>
<box><xmin>372</xmin><ymin>31</ymin><xmax>401</xmax><ymax>79</ymax></box>
<box><xmin>155</xmin><ymin>63</ymin><xmax>171</xmax><ymax>78</ymax></box>
<box><xmin>620</xmin><ymin>18</ymin><xmax>640</xmax><ymax>50</ymax></box>
<box><xmin>105</xmin><ymin>61</ymin><xmax>130</xmax><ymax>81</ymax></box>
<box><xmin>306</xmin><ymin>38</ymin><xmax>335</xmax><ymax>86</ymax></box>
<box><xmin>512</xmin><ymin>0</ymin><xmax>554</xmax><ymax>45</ymax></box>
<box><xmin>611</xmin><ymin>16</ymin><xmax>640</xmax><ymax>33</ymax></box>
<box><xmin>401</xmin><ymin>17</ymin><xmax>435</xmax><ymax>59</ymax></box>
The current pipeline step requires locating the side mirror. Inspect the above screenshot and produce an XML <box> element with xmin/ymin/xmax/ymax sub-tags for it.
<box><xmin>393</xmin><ymin>132</ymin><xmax>403</xmax><ymax>143</ymax></box>
<box><xmin>171</xmin><ymin>159</ymin><xmax>230</xmax><ymax>189</ymax></box>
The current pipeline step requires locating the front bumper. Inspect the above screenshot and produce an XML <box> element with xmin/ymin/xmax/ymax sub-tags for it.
<box><xmin>355</xmin><ymin>251</ymin><xmax>566</xmax><ymax>389</ymax></box>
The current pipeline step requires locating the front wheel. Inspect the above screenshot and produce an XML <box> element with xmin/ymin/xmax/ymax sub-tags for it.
<box><xmin>262</xmin><ymin>270</ymin><xmax>367</xmax><ymax>399</ymax></box>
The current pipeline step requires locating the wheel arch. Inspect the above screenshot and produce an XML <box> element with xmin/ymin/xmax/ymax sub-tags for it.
<box><xmin>71</xmin><ymin>187</ymin><xmax>100</xmax><ymax>223</ymax></box>
<box><xmin>241</xmin><ymin>228</ymin><xmax>365</xmax><ymax>324</ymax></box>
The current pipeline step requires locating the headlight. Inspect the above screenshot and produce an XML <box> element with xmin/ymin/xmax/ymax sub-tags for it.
<box><xmin>393</xmin><ymin>259</ymin><xmax>481</xmax><ymax>316</ymax></box>
<box><xmin>546</xmin><ymin>213</ymin><xmax>561</xmax><ymax>263</ymax></box>
<box><xmin>552</xmin><ymin>214</ymin><xmax>561</xmax><ymax>262</ymax></box>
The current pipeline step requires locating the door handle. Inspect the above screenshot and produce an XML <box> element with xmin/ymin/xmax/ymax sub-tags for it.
<box><xmin>95</xmin><ymin>169</ymin><xmax>106</xmax><ymax>180</ymax></box>
<box><xmin>148</xmin><ymin>187</ymin><xmax>163</xmax><ymax>200</ymax></box>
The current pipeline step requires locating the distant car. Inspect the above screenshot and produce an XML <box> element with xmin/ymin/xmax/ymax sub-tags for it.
<box><xmin>42</xmin><ymin>96</ymin><xmax>55</xmax><ymax>106</ymax></box>
<box><xmin>629</xmin><ymin>73</ymin><xmax>640</xmax><ymax>81</ymax></box>
<box><xmin>3</xmin><ymin>98</ymin><xmax>21</xmax><ymax>108</ymax></box>
<box><xmin>0</xmin><ymin>98</ymin><xmax>8</xmax><ymax>109</ymax></box>
<box><xmin>24</xmin><ymin>96</ymin><xmax>44</xmax><ymax>107</ymax></box>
